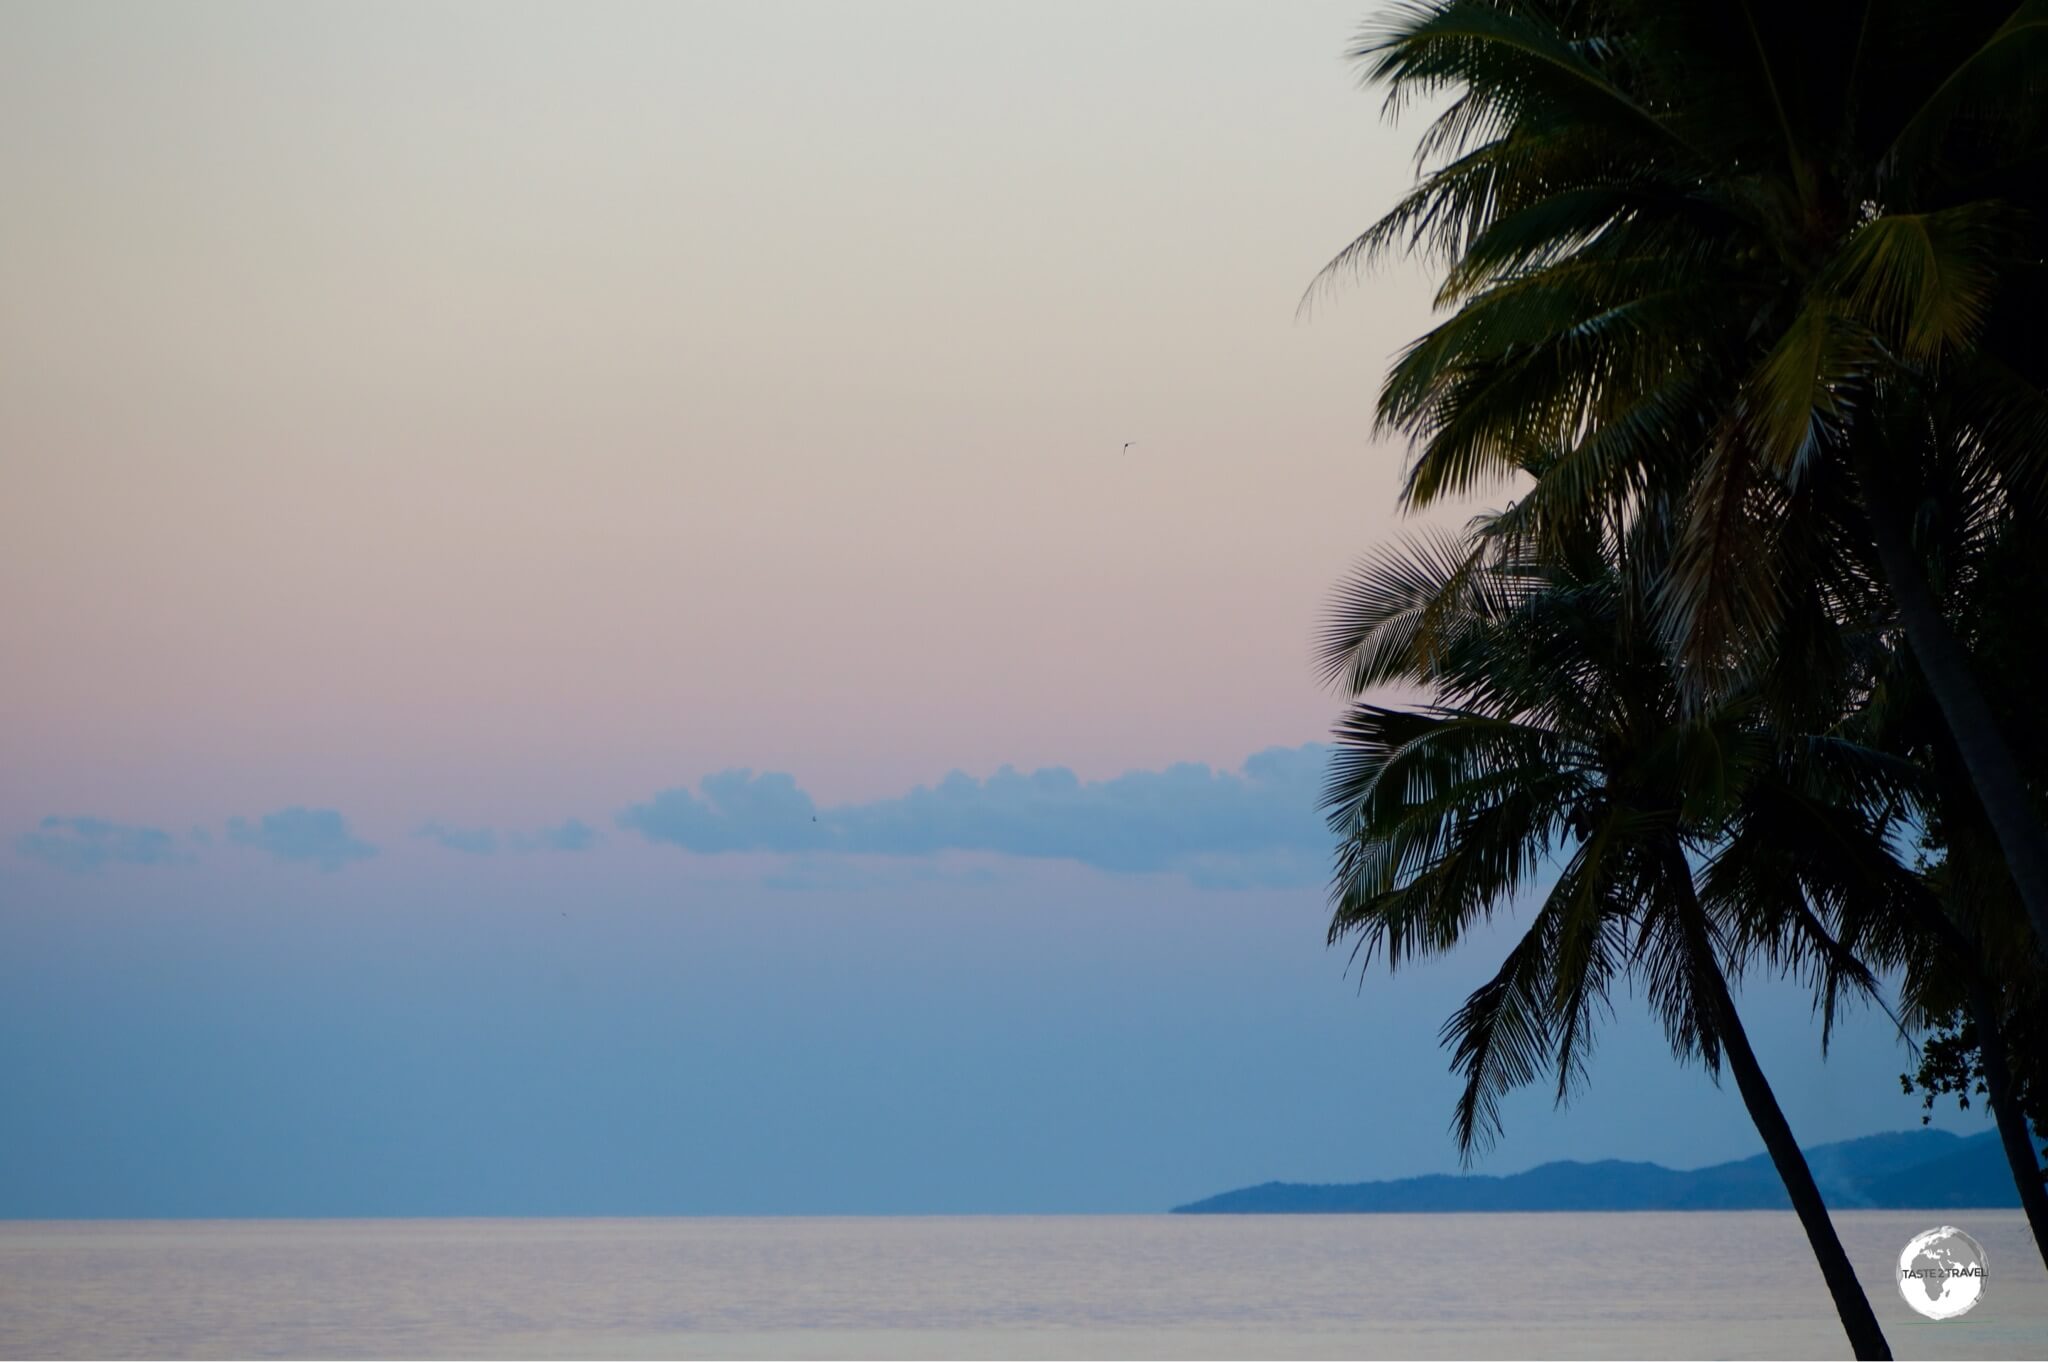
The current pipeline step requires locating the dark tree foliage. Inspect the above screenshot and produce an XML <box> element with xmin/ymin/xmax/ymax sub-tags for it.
<box><xmin>1900</xmin><ymin>995</ymin><xmax>2048</xmax><ymax>1157</ymax></box>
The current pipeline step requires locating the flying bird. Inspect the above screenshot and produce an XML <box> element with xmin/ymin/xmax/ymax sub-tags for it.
<box><xmin>1122</xmin><ymin>441</ymin><xmax>1135</xmax><ymax>454</ymax></box>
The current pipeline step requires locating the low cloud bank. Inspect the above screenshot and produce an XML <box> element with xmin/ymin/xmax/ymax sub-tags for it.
<box><xmin>17</xmin><ymin>748</ymin><xmax>1334</xmax><ymax>887</ymax></box>
<box><xmin>621</xmin><ymin>745</ymin><xmax>1331</xmax><ymax>884</ymax></box>
<box><xmin>228</xmin><ymin>808</ymin><xmax>375</xmax><ymax>871</ymax></box>
<box><xmin>15</xmin><ymin>816</ymin><xmax>183</xmax><ymax>873</ymax></box>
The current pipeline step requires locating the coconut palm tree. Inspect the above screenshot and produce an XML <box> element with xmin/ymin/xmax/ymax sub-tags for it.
<box><xmin>1319</xmin><ymin>519</ymin><xmax>1893</xmax><ymax>1358</ymax></box>
<box><xmin>1317</xmin><ymin>0</ymin><xmax>2048</xmax><ymax>952</ymax></box>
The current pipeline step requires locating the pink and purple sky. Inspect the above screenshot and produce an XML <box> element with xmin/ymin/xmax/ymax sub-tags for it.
<box><xmin>3</xmin><ymin>0</ymin><xmax>1436</xmax><ymax>830</ymax></box>
<box><xmin>0</xmin><ymin>2</ymin><xmax>1979</xmax><ymax>1216</ymax></box>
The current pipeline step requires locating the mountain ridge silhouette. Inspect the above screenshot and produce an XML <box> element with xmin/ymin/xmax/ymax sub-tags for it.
<box><xmin>1172</xmin><ymin>1129</ymin><xmax>2024</xmax><ymax>1213</ymax></box>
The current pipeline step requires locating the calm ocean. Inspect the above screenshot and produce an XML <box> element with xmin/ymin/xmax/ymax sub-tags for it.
<box><xmin>2</xmin><ymin>1211</ymin><xmax>2042</xmax><ymax>1359</ymax></box>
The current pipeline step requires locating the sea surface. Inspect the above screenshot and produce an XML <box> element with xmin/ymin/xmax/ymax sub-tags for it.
<box><xmin>2</xmin><ymin>1211</ymin><xmax>2043</xmax><ymax>1359</ymax></box>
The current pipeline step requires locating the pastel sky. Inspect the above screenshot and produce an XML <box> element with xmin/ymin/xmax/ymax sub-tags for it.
<box><xmin>0</xmin><ymin>1</ymin><xmax>1983</xmax><ymax>1216</ymax></box>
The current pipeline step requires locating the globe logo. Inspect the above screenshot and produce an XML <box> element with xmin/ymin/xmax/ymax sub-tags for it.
<box><xmin>1896</xmin><ymin>1226</ymin><xmax>1987</xmax><ymax>1320</ymax></box>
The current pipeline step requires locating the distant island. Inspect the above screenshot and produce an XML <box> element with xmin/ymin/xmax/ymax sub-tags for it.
<box><xmin>1173</xmin><ymin>1129</ymin><xmax>2024</xmax><ymax>1214</ymax></box>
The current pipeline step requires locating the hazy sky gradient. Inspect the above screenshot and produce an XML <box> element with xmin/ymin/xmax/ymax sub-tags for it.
<box><xmin>2</xmin><ymin>0</ymin><xmax>1435</xmax><ymax>822</ymax></box>
<box><xmin>0</xmin><ymin>1</ymin><xmax>1983</xmax><ymax>1216</ymax></box>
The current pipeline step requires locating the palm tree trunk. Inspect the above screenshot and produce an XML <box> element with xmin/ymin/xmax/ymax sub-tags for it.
<box><xmin>1664</xmin><ymin>844</ymin><xmax>1891</xmax><ymax>1358</ymax></box>
<box><xmin>1701</xmin><ymin>962</ymin><xmax>1893</xmax><ymax>1358</ymax></box>
<box><xmin>1969</xmin><ymin>980</ymin><xmax>2048</xmax><ymax>1271</ymax></box>
<box><xmin>1852</xmin><ymin>443</ymin><xmax>2048</xmax><ymax>959</ymax></box>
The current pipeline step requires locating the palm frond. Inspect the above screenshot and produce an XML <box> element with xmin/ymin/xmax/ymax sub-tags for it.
<box><xmin>1828</xmin><ymin>205</ymin><xmax>2017</xmax><ymax>362</ymax></box>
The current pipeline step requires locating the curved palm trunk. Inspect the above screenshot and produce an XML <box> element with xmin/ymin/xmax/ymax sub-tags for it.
<box><xmin>1853</xmin><ymin>446</ymin><xmax>2048</xmax><ymax>960</ymax></box>
<box><xmin>1701</xmin><ymin>961</ymin><xmax>1893</xmax><ymax>1358</ymax></box>
<box><xmin>1664</xmin><ymin>845</ymin><xmax>1891</xmax><ymax>1358</ymax></box>
<box><xmin>1700</xmin><ymin>964</ymin><xmax>1893</xmax><ymax>1358</ymax></box>
<box><xmin>1968</xmin><ymin>980</ymin><xmax>2048</xmax><ymax>1271</ymax></box>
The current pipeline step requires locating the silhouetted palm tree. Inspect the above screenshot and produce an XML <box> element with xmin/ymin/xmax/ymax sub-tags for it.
<box><xmin>1318</xmin><ymin>0</ymin><xmax>2048</xmax><ymax>954</ymax></box>
<box><xmin>1319</xmin><ymin>519</ymin><xmax>1893</xmax><ymax>1358</ymax></box>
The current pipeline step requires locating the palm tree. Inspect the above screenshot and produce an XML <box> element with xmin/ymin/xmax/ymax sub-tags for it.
<box><xmin>1316</xmin><ymin>0</ymin><xmax>2048</xmax><ymax>952</ymax></box>
<box><xmin>1319</xmin><ymin>520</ymin><xmax>1893</xmax><ymax>1358</ymax></box>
